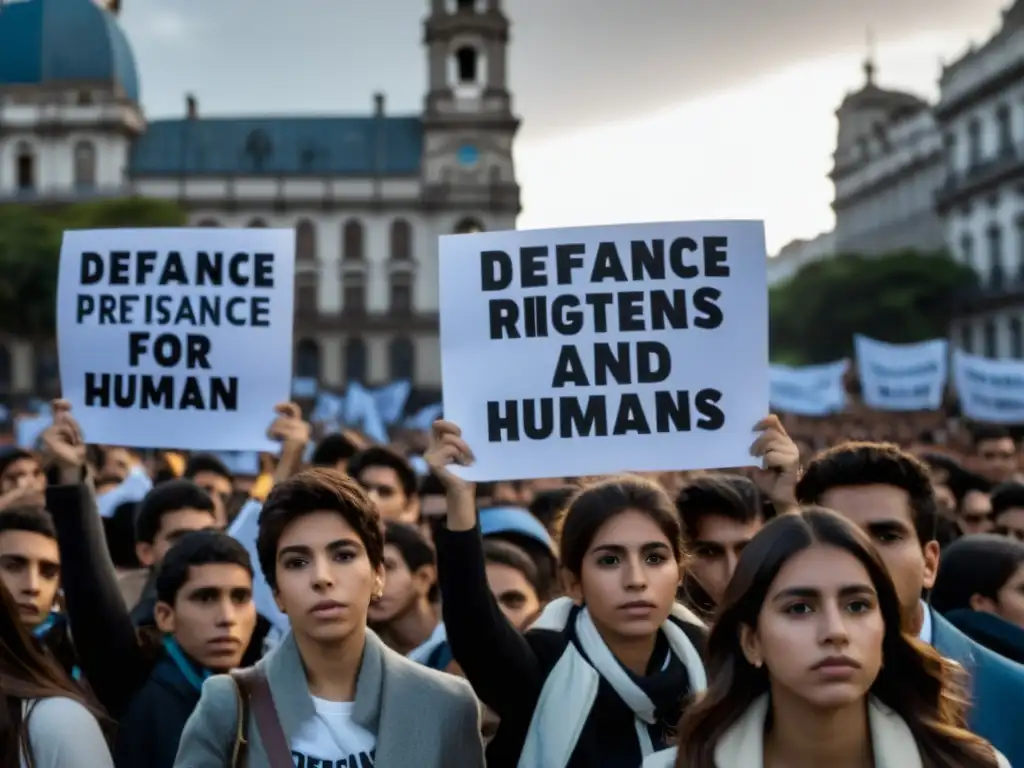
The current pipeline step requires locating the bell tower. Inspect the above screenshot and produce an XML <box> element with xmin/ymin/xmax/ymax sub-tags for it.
<box><xmin>421</xmin><ymin>0</ymin><xmax>520</xmax><ymax>228</ymax></box>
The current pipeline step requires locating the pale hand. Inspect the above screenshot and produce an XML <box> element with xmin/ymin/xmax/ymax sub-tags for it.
<box><xmin>749</xmin><ymin>414</ymin><xmax>801</xmax><ymax>513</ymax></box>
<box><xmin>0</xmin><ymin>485</ymin><xmax>45</xmax><ymax>511</ymax></box>
<box><xmin>267</xmin><ymin>402</ymin><xmax>311</xmax><ymax>447</ymax></box>
<box><xmin>424</xmin><ymin>420</ymin><xmax>475</xmax><ymax>494</ymax></box>
<box><xmin>40</xmin><ymin>399</ymin><xmax>87</xmax><ymax>473</ymax></box>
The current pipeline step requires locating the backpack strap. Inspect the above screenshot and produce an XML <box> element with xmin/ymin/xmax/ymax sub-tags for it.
<box><xmin>229</xmin><ymin>668</ymin><xmax>292</xmax><ymax>768</ymax></box>
<box><xmin>230</xmin><ymin>674</ymin><xmax>251</xmax><ymax>768</ymax></box>
<box><xmin>19</xmin><ymin>700</ymin><xmax>37</xmax><ymax>768</ymax></box>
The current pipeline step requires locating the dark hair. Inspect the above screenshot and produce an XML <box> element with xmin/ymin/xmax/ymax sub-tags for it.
<box><xmin>0</xmin><ymin>581</ymin><xmax>112</xmax><ymax>764</ymax></box>
<box><xmin>257</xmin><ymin>468</ymin><xmax>384</xmax><ymax>590</ymax></box>
<box><xmin>972</xmin><ymin>424</ymin><xmax>1013</xmax><ymax>449</ymax></box>
<box><xmin>0</xmin><ymin>507</ymin><xmax>56</xmax><ymax>541</ymax></box>
<box><xmin>991</xmin><ymin>481</ymin><xmax>1024</xmax><ymax>519</ymax></box>
<box><xmin>796</xmin><ymin>441</ymin><xmax>938</xmax><ymax>544</ymax></box>
<box><xmin>556</xmin><ymin>475</ymin><xmax>683</xmax><ymax>578</ymax></box>
<box><xmin>384</xmin><ymin>521</ymin><xmax>435</xmax><ymax>572</ymax></box>
<box><xmin>155</xmin><ymin>530</ymin><xmax>253</xmax><ymax>605</ymax></box>
<box><xmin>528</xmin><ymin>487</ymin><xmax>575</xmax><ymax>532</ymax></box>
<box><xmin>483</xmin><ymin>538</ymin><xmax>541</xmax><ymax>595</ymax></box>
<box><xmin>103</xmin><ymin>501</ymin><xmax>142</xmax><ymax>569</ymax></box>
<box><xmin>956</xmin><ymin>473</ymin><xmax>993</xmax><ymax>509</ymax></box>
<box><xmin>134</xmin><ymin>479</ymin><xmax>216</xmax><ymax>545</ymax></box>
<box><xmin>676</xmin><ymin>474</ymin><xmax>763</xmax><ymax>540</ymax></box>
<box><xmin>310</xmin><ymin>433</ymin><xmax>360</xmax><ymax>468</ymax></box>
<box><xmin>184</xmin><ymin>452</ymin><xmax>234</xmax><ymax>483</ymax></box>
<box><xmin>346</xmin><ymin>447</ymin><xmax>417</xmax><ymax>499</ymax></box>
<box><xmin>0</xmin><ymin>449</ymin><xmax>37</xmax><ymax>482</ymax></box>
<box><xmin>931</xmin><ymin>534</ymin><xmax>1024</xmax><ymax>615</ymax></box>
<box><xmin>675</xmin><ymin>507</ymin><xmax>998</xmax><ymax>768</ymax></box>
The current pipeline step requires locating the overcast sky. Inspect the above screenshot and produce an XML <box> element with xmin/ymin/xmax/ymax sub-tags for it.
<box><xmin>116</xmin><ymin>0</ymin><xmax>1011</xmax><ymax>249</ymax></box>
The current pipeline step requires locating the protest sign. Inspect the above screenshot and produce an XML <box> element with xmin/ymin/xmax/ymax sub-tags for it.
<box><xmin>439</xmin><ymin>220</ymin><xmax>769</xmax><ymax>480</ymax></box>
<box><xmin>57</xmin><ymin>228</ymin><xmax>295</xmax><ymax>450</ymax></box>
<box><xmin>854</xmin><ymin>335</ymin><xmax>947</xmax><ymax>411</ymax></box>
<box><xmin>953</xmin><ymin>349</ymin><xmax>1024</xmax><ymax>424</ymax></box>
<box><xmin>769</xmin><ymin>360</ymin><xmax>848</xmax><ymax>416</ymax></box>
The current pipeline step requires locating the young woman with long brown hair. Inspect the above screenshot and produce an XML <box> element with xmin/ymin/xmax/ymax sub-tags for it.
<box><xmin>0</xmin><ymin>579</ymin><xmax>113</xmax><ymax>767</ymax></box>
<box><xmin>645</xmin><ymin>507</ymin><xmax>1008</xmax><ymax>768</ymax></box>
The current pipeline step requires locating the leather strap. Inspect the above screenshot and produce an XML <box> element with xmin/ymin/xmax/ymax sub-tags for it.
<box><xmin>230</xmin><ymin>668</ymin><xmax>292</xmax><ymax>767</ymax></box>
<box><xmin>230</xmin><ymin>674</ymin><xmax>251</xmax><ymax>768</ymax></box>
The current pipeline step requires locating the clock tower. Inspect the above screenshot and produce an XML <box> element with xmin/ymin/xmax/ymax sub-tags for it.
<box><xmin>421</xmin><ymin>0</ymin><xmax>520</xmax><ymax>231</ymax></box>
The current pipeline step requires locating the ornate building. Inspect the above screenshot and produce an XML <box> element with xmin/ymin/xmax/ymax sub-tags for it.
<box><xmin>939</xmin><ymin>1</ymin><xmax>1024</xmax><ymax>359</ymax></box>
<box><xmin>0</xmin><ymin>0</ymin><xmax>520</xmax><ymax>399</ymax></box>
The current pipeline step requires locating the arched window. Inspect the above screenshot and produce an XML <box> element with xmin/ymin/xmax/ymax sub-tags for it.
<box><xmin>390</xmin><ymin>219</ymin><xmax>412</xmax><ymax>261</ymax></box>
<box><xmin>455</xmin><ymin>47</ymin><xmax>478</xmax><ymax>83</ymax></box>
<box><xmin>295</xmin><ymin>339</ymin><xmax>320</xmax><ymax>379</ymax></box>
<box><xmin>988</xmin><ymin>225</ymin><xmax>1004</xmax><ymax>287</ymax></box>
<box><xmin>296</xmin><ymin>219</ymin><xmax>316</xmax><ymax>263</ymax></box>
<box><xmin>15</xmin><ymin>142</ymin><xmax>35</xmax><ymax>191</ymax></box>
<box><xmin>343</xmin><ymin>220</ymin><xmax>364</xmax><ymax>261</ymax></box>
<box><xmin>389</xmin><ymin>337</ymin><xmax>415</xmax><ymax>381</ymax></box>
<box><xmin>0</xmin><ymin>345</ymin><xmax>12</xmax><ymax>394</ymax></box>
<box><xmin>344</xmin><ymin>337</ymin><xmax>367</xmax><ymax>383</ymax></box>
<box><xmin>984</xmin><ymin>318</ymin><xmax>998</xmax><ymax>358</ymax></box>
<box><xmin>961</xmin><ymin>323</ymin><xmax>975</xmax><ymax>354</ymax></box>
<box><xmin>343</xmin><ymin>274</ymin><xmax>366</xmax><ymax>315</ymax></box>
<box><xmin>390</xmin><ymin>273</ymin><xmax>413</xmax><ymax>314</ymax></box>
<box><xmin>196</xmin><ymin>218</ymin><xmax>221</xmax><ymax>227</ymax></box>
<box><xmin>455</xmin><ymin>0</ymin><xmax>478</xmax><ymax>10</ymax></box>
<box><xmin>73</xmin><ymin>141</ymin><xmax>96</xmax><ymax>189</ymax></box>
<box><xmin>247</xmin><ymin>218</ymin><xmax>267</xmax><ymax>228</ymax></box>
<box><xmin>454</xmin><ymin>218</ymin><xmax>484</xmax><ymax>234</ymax></box>
<box><xmin>34</xmin><ymin>347</ymin><xmax>59</xmax><ymax>399</ymax></box>
<box><xmin>1011</xmin><ymin>317</ymin><xmax>1023</xmax><ymax>359</ymax></box>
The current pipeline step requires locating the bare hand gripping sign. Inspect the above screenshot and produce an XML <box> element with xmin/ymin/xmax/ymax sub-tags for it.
<box><xmin>57</xmin><ymin>228</ymin><xmax>295</xmax><ymax>451</ymax></box>
<box><xmin>438</xmin><ymin>221</ymin><xmax>769</xmax><ymax>481</ymax></box>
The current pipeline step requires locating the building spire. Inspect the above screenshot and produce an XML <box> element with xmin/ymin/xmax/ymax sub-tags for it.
<box><xmin>863</xmin><ymin>27</ymin><xmax>876</xmax><ymax>85</ymax></box>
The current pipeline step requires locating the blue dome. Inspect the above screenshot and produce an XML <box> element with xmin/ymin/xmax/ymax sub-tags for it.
<box><xmin>0</xmin><ymin>0</ymin><xmax>140</xmax><ymax>102</ymax></box>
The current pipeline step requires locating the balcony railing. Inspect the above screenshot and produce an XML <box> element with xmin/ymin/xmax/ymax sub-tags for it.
<box><xmin>936</xmin><ymin>143</ymin><xmax>1024</xmax><ymax>210</ymax></box>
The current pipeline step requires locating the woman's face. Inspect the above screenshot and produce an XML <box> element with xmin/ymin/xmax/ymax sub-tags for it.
<box><xmin>273</xmin><ymin>511</ymin><xmax>383</xmax><ymax>643</ymax></box>
<box><xmin>741</xmin><ymin>544</ymin><xmax>884</xmax><ymax>709</ymax></box>
<box><xmin>570</xmin><ymin>509</ymin><xmax>679</xmax><ymax>640</ymax></box>
<box><xmin>974</xmin><ymin>562</ymin><xmax>1024</xmax><ymax>628</ymax></box>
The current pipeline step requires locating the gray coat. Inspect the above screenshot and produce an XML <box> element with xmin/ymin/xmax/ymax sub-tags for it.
<box><xmin>173</xmin><ymin>629</ymin><xmax>485</xmax><ymax>768</ymax></box>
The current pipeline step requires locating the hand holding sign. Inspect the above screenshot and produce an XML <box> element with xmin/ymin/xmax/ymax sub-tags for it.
<box><xmin>425</xmin><ymin>420</ymin><xmax>477</xmax><ymax>532</ymax></box>
<box><xmin>41</xmin><ymin>400</ymin><xmax>87</xmax><ymax>485</ymax></box>
<box><xmin>267</xmin><ymin>402</ymin><xmax>310</xmax><ymax>447</ymax></box>
<box><xmin>749</xmin><ymin>414</ymin><xmax>800</xmax><ymax>514</ymax></box>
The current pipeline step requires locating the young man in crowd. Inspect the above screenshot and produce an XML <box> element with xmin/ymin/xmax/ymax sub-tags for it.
<box><xmin>370</xmin><ymin>521</ymin><xmax>441</xmax><ymax>657</ymax></box>
<box><xmin>184</xmin><ymin>453</ymin><xmax>235</xmax><ymax>527</ymax></box>
<box><xmin>958</xmin><ymin>476</ymin><xmax>995</xmax><ymax>536</ymax></box>
<box><xmin>973</xmin><ymin>425</ymin><xmax>1019</xmax><ymax>484</ymax></box>
<box><xmin>675</xmin><ymin>473</ymin><xmax>767</xmax><ymax>619</ymax></box>
<box><xmin>992</xmin><ymin>482</ymin><xmax>1024</xmax><ymax>541</ymax></box>
<box><xmin>482</xmin><ymin>539</ymin><xmax>542</xmax><ymax>630</ymax></box>
<box><xmin>347</xmin><ymin>445</ymin><xmax>420</xmax><ymax>524</ymax></box>
<box><xmin>310</xmin><ymin>431</ymin><xmax>361</xmax><ymax>473</ymax></box>
<box><xmin>796</xmin><ymin>441</ymin><xmax>1024</xmax><ymax>766</ymax></box>
<box><xmin>130</xmin><ymin>479</ymin><xmax>220</xmax><ymax>627</ymax></box>
<box><xmin>115</xmin><ymin>530</ymin><xmax>256</xmax><ymax>768</ymax></box>
<box><xmin>0</xmin><ymin>446</ymin><xmax>46</xmax><ymax>509</ymax></box>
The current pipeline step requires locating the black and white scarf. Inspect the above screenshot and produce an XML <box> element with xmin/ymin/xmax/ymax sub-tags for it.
<box><xmin>518</xmin><ymin>597</ymin><xmax>707</xmax><ymax>768</ymax></box>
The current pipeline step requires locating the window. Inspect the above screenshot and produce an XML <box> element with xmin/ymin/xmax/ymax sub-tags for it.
<box><xmin>390</xmin><ymin>219</ymin><xmax>412</xmax><ymax>261</ymax></box>
<box><xmin>73</xmin><ymin>141</ymin><xmax>96</xmax><ymax>189</ymax></box>
<box><xmin>296</xmin><ymin>219</ymin><xmax>316</xmax><ymax>263</ymax></box>
<box><xmin>984</xmin><ymin>318</ymin><xmax>998</xmax><ymax>357</ymax></box>
<box><xmin>247</xmin><ymin>218</ymin><xmax>267</xmax><ymax>227</ymax></box>
<box><xmin>343</xmin><ymin>279</ymin><xmax>366</xmax><ymax>314</ymax></box>
<box><xmin>295</xmin><ymin>280</ymin><xmax>318</xmax><ymax>316</ymax></box>
<box><xmin>997</xmin><ymin>104</ymin><xmax>1013</xmax><ymax>155</ymax></box>
<box><xmin>34</xmin><ymin>347</ymin><xmax>59</xmax><ymax>399</ymax></box>
<box><xmin>456</xmin><ymin>0</ymin><xmax>477</xmax><ymax>10</ymax></box>
<box><xmin>454</xmin><ymin>218</ymin><xmax>484</xmax><ymax>234</ymax></box>
<box><xmin>967</xmin><ymin>118</ymin><xmax>982</xmax><ymax>166</ymax></box>
<box><xmin>390</xmin><ymin>276</ymin><xmax>413</xmax><ymax>313</ymax></box>
<box><xmin>456</xmin><ymin>47</ymin><xmax>478</xmax><ymax>83</ymax></box>
<box><xmin>960</xmin><ymin>233</ymin><xmax>974</xmax><ymax>269</ymax></box>
<box><xmin>1018</xmin><ymin>217</ymin><xmax>1024</xmax><ymax>281</ymax></box>
<box><xmin>295</xmin><ymin>339</ymin><xmax>320</xmax><ymax>379</ymax></box>
<box><xmin>343</xmin><ymin>220</ymin><xmax>364</xmax><ymax>261</ymax></box>
<box><xmin>389</xmin><ymin>337</ymin><xmax>415</xmax><ymax>381</ymax></box>
<box><xmin>244</xmin><ymin>129</ymin><xmax>273</xmax><ymax>171</ymax></box>
<box><xmin>344</xmin><ymin>337</ymin><xmax>367</xmax><ymax>383</ymax></box>
<box><xmin>1012</xmin><ymin>318</ymin><xmax>1024</xmax><ymax>359</ymax></box>
<box><xmin>988</xmin><ymin>225</ymin><xmax>1004</xmax><ymax>287</ymax></box>
<box><xmin>0</xmin><ymin>345</ymin><xmax>11</xmax><ymax>394</ymax></box>
<box><xmin>961</xmin><ymin>323</ymin><xmax>975</xmax><ymax>354</ymax></box>
<box><xmin>15</xmin><ymin>143</ymin><xmax>34</xmax><ymax>191</ymax></box>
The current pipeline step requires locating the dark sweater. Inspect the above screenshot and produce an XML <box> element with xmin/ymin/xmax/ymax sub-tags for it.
<box><xmin>436</xmin><ymin>525</ymin><xmax>706</xmax><ymax>768</ymax></box>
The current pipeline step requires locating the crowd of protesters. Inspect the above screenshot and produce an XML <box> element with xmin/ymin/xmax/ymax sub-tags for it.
<box><xmin>0</xmin><ymin>398</ymin><xmax>1023</xmax><ymax>767</ymax></box>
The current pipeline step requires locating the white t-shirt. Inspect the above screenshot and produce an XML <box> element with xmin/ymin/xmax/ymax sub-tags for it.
<box><xmin>289</xmin><ymin>696</ymin><xmax>376</xmax><ymax>767</ymax></box>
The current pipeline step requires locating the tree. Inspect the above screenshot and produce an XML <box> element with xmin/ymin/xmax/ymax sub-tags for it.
<box><xmin>0</xmin><ymin>197</ymin><xmax>186</xmax><ymax>338</ymax></box>
<box><xmin>769</xmin><ymin>249</ymin><xmax>977</xmax><ymax>364</ymax></box>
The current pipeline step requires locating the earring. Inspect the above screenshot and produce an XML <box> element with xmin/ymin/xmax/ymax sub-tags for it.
<box><xmin>753</xmin><ymin>658</ymin><xmax>763</xmax><ymax>668</ymax></box>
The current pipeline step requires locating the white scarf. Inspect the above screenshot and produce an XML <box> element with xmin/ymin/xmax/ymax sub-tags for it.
<box><xmin>517</xmin><ymin>597</ymin><xmax>707</xmax><ymax>768</ymax></box>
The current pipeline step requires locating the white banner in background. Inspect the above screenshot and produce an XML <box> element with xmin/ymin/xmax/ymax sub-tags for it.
<box><xmin>854</xmin><ymin>335</ymin><xmax>947</xmax><ymax>411</ymax></box>
<box><xmin>953</xmin><ymin>349</ymin><xmax>1024</xmax><ymax>424</ymax></box>
<box><xmin>769</xmin><ymin>360</ymin><xmax>848</xmax><ymax>416</ymax></box>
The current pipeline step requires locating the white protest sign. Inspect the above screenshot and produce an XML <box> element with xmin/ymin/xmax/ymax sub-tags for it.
<box><xmin>953</xmin><ymin>349</ymin><xmax>1024</xmax><ymax>424</ymax></box>
<box><xmin>57</xmin><ymin>228</ymin><xmax>295</xmax><ymax>451</ymax></box>
<box><xmin>854</xmin><ymin>335</ymin><xmax>947</xmax><ymax>411</ymax></box>
<box><xmin>769</xmin><ymin>360</ymin><xmax>848</xmax><ymax>416</ymax></box>
<box><xmin>439</xmin><ymin>220</ymin><xmax>769</xmax><ymax>481</ymax></box>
